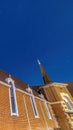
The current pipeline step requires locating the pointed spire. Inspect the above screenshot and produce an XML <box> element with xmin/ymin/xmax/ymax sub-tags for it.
<box><xmin>37</xmin><ymin>60</ymin><xmax>52</xmax><ymax>84</ymax></box>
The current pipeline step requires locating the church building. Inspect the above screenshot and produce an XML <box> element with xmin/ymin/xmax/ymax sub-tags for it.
<box><xmin>0</xmin><ymin>61</ymin><xmax>73</xmax><ymax>130</ymax></box>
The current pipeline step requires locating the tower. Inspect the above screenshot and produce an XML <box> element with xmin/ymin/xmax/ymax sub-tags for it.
<box><xmin>37</xmin><ymin>61</ymin><xmax>73</xmax><ymax>130</ymax></box>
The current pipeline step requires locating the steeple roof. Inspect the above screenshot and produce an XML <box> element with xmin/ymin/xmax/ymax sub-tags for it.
<box><xmin>37</xmin><ymin>60</ymin><xmax>52</xmax><ymax>84</ymax></box>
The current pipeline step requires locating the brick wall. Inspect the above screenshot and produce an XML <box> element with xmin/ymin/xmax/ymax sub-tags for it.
<box><xmin>0</xmin><ymin>83</ymin><xmax>56</xmax><ymax>130</ymax></box>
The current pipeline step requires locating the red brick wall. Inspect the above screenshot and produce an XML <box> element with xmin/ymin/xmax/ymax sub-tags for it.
<box><xmin>0</xmin><ymin>83</ymin><xmax>55</xmax><ymax>130</ymax></box>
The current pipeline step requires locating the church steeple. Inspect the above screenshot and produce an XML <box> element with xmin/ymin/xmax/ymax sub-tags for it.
<box><xmin>37</xmin><ymin>59</ymin><xmax>52</xmax><ymax>84</ymax></box>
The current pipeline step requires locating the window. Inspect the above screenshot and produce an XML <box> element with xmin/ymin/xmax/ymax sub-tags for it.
<box><xmin>44</xmin><ymin>102</ymin><xmax>52</xmax><ymax>119</ymax></box>
<box><xmin>63</xmin><ymin>96</ymin><xmax>73</xmax><ymax>111</ymax></box>
<box><xmin>30</xmin><ymin>95</ymin><xmax>39</xmax><ymax>118</ymax></box>
<box><xmin>10</xmin><ymin>85</ymin><xmax>18</xmax><ymax>115</ymax></box>
<box><xmin>6</xmin><ymin>77</ymin><xmax>18</xmax><ymax>116</ymax></box>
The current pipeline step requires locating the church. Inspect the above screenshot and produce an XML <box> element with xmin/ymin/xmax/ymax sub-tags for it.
<box><xmin>0</xmin><ymin>61</ymin><xmax>73</xmax><ymax>130</ymax></box>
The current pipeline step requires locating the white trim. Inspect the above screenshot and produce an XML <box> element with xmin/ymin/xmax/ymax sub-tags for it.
<box><xmin>30</xmin><ymin>95</ymin><xmax>39</xmax><ymax>118</ymax></box>
<box><xmin>23</xmin><ymin>96</ymin><xmax>31</xmax><ymax>130</ymax></box>
<box><xmin>39</xmin><ymin>101</ymin><xmax>50</xmax><ymax>130</ymax></box>
<box><xmin>9</xmin><ymin>88</ymin><xmax>18</xmax><ymax>116</ymax></box>
<box><xmin>13</xmin><ymin>87</ymin><xmax>19</xmax><ymax>116</ymax></box>
<box><xmin>61</xmin><ymin>94</ymin><xmax>73</xmax><ymax>111</ymax></box>
<box><xmin>0</xmin><ymin>80</ymin><xmax>62</xmax><ymax>105</ymax></box>
<box><xmin>50</xmin><ymin>101</ymin><xmax>63</xmax><ymax>105</ymax></box>
<box><xmin>44</xmin><ymin>101</ymin><xmax>52</xmax><ymax>119</ymax></box>
<box><xmin>9</xmin><ymin>87</ymin><xmax>19</xmax><ymax>116</ymax></box>
<box><xmin>0</xmin><ymin>80</ymin><xmax>62</xmax><ymax>106</ymax></box>
<box><xmin>16</xmin><ymin>88</ymin><xmax>63</xmax><ymax>105</ymax></box>
<box><xmin>7</xmin><ymin>77</ymin><xmax>18</xmax><ymax>116</ymax></box>
<box><xmin>16</xmin><ymin>88</ymin><xmax>48</xmax><ymax>102</ymax></box>
<box><xmin>0</xmin><ymin>81</ymin><xmax>10</xmax><ymax>87</ymax></box>
<box><xmin>9</xmin><ymin>88</ymin><xmax>12</xmax><ymax>115</ymax></box>
<box><xmin>40</xmin><ymin>82</ymin><xmax>68</xmax><ymax>88</ymax></box>
<box><xmin>52</xmin><ymin>82</ymin><xmax>68</xmax><ymax>86</ymax></box>
<box><xmin>16</xmin><ymin>88</ymin><xmax>31</xmax><ymax>96</ymax></box>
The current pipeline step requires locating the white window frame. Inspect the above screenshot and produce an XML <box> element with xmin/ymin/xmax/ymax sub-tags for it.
<box><xmin>63</xmin><ymin>96</ymin><xmax>73</xmax><ymax>111</ymax></box>
<box><xmin>9</xmin><ymin>86</ymin><xmax>18</xmax><ymax>116</ymax></box>
<box><xmin>44</xmin><ymin>102</ymin><xmax>52</xmax><ymax>119</ymax></box>
<box><xmin>6</xmin><ymin>77</ymin><xmax>18</xmax><ymax>116</ymax></box>
<box><xmin>61</xmin><ymin>93</ymin><xmax>73</xmax><ymax>112</ymax></box>
<box><xmin>30</xmin><ymin>95</ymin><xmax>39</xmax><ymax>118</ymax></box>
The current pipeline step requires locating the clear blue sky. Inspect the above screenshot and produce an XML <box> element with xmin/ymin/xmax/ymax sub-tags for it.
<box><xmin>0</xmin><ymin>0</ymin><xmax>73</xmax><ymax>86</ymax></box>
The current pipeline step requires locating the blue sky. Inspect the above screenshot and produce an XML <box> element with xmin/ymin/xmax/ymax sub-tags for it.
<box><xmin>0</xmin><ymin>0</ymin><xmax>73</xmax><ymax>85</ymax></box>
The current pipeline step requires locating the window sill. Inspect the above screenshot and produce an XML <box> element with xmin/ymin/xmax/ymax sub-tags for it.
<box><xmin>11</xmin><ymin>113</ymin><xmax>19</xmax><ymax>116</ymax></box>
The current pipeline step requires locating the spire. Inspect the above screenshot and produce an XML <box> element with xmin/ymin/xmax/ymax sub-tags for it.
<box><xmin>37</xmin><ymin>59</ymin><xmax>41</xmax><ymax>65</ymax></box>
<box><xmin>37</xmin><ymin>59</ymin><xmax>52</xmax><ymax>84</ymax></box>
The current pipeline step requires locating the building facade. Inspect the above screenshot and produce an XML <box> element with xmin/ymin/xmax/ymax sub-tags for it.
<box><xmin>0</xmin><ymin>61</ymin><xmax>73</xmax><ymax>130</ymax></box>
<box><xmin>37</xmin><ymin>61</ymin><xmax>73</xmax><ymax>130</ymax></box>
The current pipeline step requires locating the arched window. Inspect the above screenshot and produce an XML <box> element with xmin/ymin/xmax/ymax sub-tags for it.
<box><xmin>5</xmin><ymin>77</ymin><xmax>18</xmax><ymax>116</ymax></box>
<box><xmin>10</xmin><ymin>82</ymin><xmax>18</xmax><ymax>115</ymax></box>
<box><xmin>44</xmin><ymin>102</ymin><xmax>52</xmax><ymax>119</ymax></box>
<box><xmin>30</xmin><ymin>95</ymin><xmax>39</xmax><ymax>118</ymax></box>
<box><xmin>63</xmin><ymin>95</ymin><xmax>73</xmax><ymax>111</ymax></box>
<box><xmin>26</xmin><ymin>86</ymin><xmax>39</xmax><ymax>118</ymax></box>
